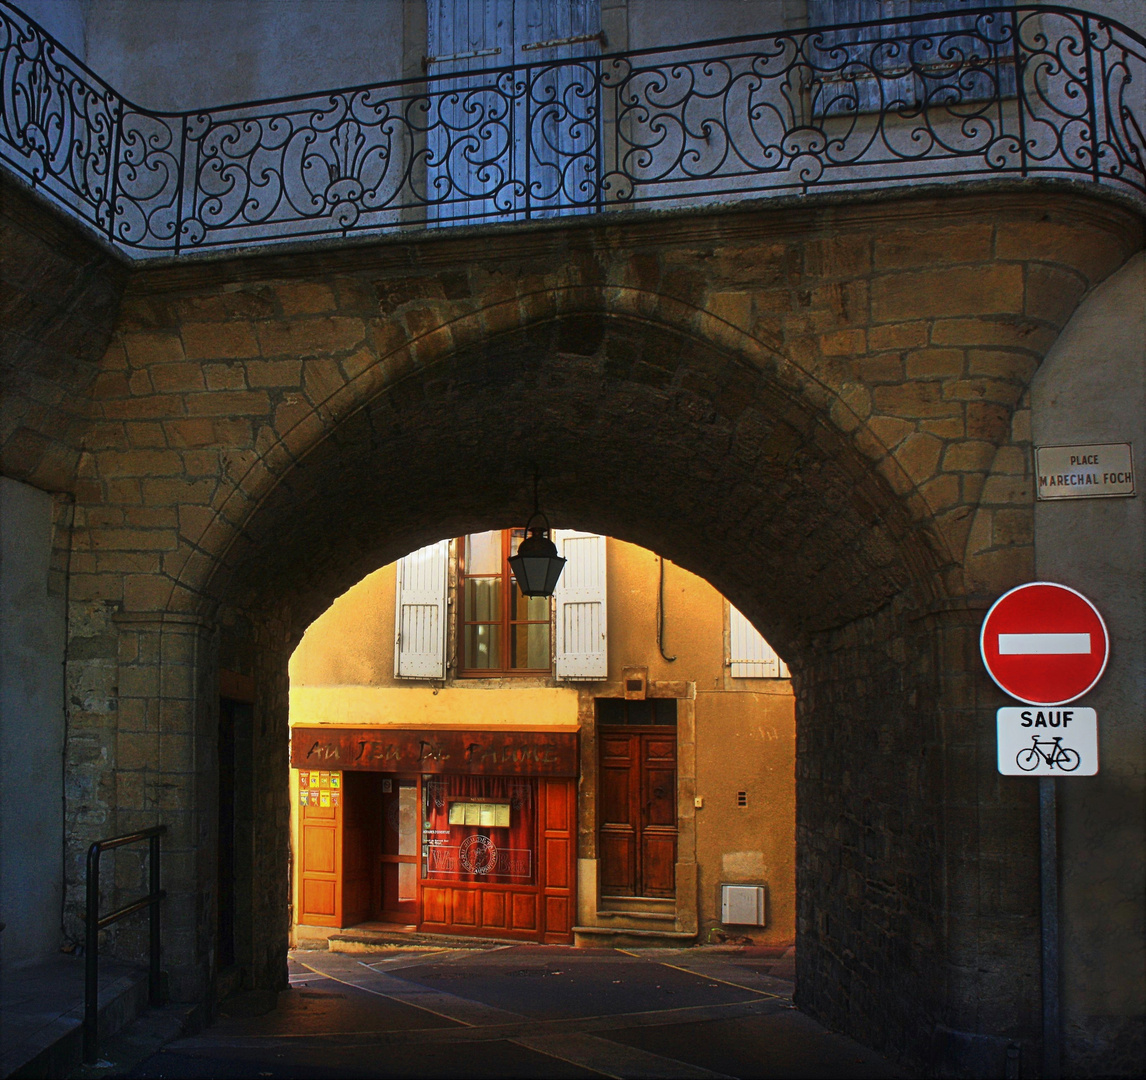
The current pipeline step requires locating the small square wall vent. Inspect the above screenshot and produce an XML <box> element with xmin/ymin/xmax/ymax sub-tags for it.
<box><xmin>721</xmin><ymin>883</ymin><xmax>766</xmax><ymax>926</ymax></box>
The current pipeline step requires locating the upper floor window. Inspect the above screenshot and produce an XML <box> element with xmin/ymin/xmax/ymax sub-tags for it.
<box><xmin>460</xmin><ymin>529</ymin><xmax>551</xmax><ymax>674</ymax></box>
<box><xmin>394</xmin><ymin>530</ymin><xmax>607</xmax><ymax>681</ymax></box>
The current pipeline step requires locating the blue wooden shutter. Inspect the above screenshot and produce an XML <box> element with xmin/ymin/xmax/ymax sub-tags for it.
<box><xmin>515</xmin><ymin>0</ymin><xmax>601</xmax><ymax>217</ymax></box>
<box><xmin>426</xmin><ymin>0</ymin><xmax>515</xmax><ymax>224</ymax></box>
<box><xmin>808</xmin><ymin>1</ymin><xmax>1013</xmax><ymax>117</ymax></box>
<box><xmin>426</xmin><ymin>1</ymin><xmax>600</xmax><ymax>223</ymax></box>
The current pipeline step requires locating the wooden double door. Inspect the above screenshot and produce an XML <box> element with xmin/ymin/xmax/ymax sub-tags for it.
<box><xmin>599</xmin><ymin>727</ymin><xmax>677</xmax><ymax>898</ymax></box>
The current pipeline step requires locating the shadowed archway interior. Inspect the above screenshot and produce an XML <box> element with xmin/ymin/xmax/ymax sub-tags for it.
<box><xmin>202</xmin><ymin>312</ymin><xmax>1015</xmax><ymax>1066</ymax></box>
<box><xmin>212</xmin><ymin>313</ymin><xmax>947</xmax><ymax>649</ymax></box>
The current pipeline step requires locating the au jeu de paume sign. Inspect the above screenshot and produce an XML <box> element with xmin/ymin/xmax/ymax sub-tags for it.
<box><xmin>290</xmin><ymin>727</ymin><xmax>579</xmax><ymax>777</ymax></box>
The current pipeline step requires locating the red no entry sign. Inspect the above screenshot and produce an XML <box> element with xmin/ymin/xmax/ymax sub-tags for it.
<box><xmin>980</xmin><ymin>582</ymin><xmax>1108</xmax><ymax>706</ymax></box>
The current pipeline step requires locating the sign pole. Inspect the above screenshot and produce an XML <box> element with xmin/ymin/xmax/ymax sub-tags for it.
<box><xmin>980</xmin><ymin>583</ymin><xmax>1110</xmax><ymax>1080</ymax></box>
<box><xmin>1039</xmin><ymin>776</ymin><xmax>1060</xmax><ymax>1080</ymax></box>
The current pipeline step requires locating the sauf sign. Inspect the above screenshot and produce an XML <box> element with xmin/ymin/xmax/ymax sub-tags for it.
<box><xmin>980</xmin><ymin>583</ymin><xmax>1108</xmax><ymax>776</ymax></box>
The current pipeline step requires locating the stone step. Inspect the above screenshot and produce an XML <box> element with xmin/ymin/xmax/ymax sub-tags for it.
<box><xmin>596</xmin><ymin>910</ymin><xmax>675</xmax><ymax>921</ymax></box>
<box><xmin>326</xmin><ymin>928</ymin><xmax>517</xmax><ymax>954</ymax></box>
<box><xmin>573</xmin><ymin>926</ymin><xmax>697</xmax><ymax>949</ymax></box>
<box><xmin>597</xmin><ymin>896</ymin><xmax>676</xmax><ymax>914</ymax></box>
<box><xmin>1</xmin><ymin>956</ymin><xmax>151</xmax><ymax>1080</ymax></box>
<box><xmin>69</xmin><ymin>1003</ymin><xmax>199</xmax><ymax>1080</ymax></box>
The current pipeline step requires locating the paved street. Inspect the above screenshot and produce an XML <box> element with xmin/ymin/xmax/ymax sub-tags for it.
<box><xmin>118</xmin><ymin>945</ymin><xmax>911</xmax><ymax>1079</ymax></box>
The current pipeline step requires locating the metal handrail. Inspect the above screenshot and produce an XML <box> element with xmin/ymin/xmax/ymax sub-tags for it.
<box><xmin>0</xmin><ymin>3</ymin><xmax>1142</xmax><ymax>259</ymax></box>
<box><xmin>84</xmin><ymin>824</ymin><xmax>166</xmax><ymax>1064</ymax></box>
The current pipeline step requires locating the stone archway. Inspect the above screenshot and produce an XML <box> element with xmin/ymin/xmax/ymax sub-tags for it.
<box><xmin>173</xmin><ymin>312</ymin><xmax>992</xmax><ymax>1068</ymax></box>
<box><xmin>50</xmin><ymin>187</ymin><xmax>1141</xmax><ymax>1072</ymax></box>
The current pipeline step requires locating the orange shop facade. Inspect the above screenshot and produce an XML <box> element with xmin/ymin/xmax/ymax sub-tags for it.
<box><xmin>293</xmin><ymin>726</ymin><xmax>579</xmax><ymax>942</ymax></box>
<box><xmin>286</xmin><ymin>532</ymin><xmax>797</xmax><ymax>949</ymax></box>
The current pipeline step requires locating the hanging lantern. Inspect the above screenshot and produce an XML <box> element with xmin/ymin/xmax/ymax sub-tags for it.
<box><xmin>508</xmin><ymin>522</ymin><xmax>566</xmax><ymax>597</ymax></box>
<box><xmin>507</xmin><ymin>479</ymin><xmax>566</xmax><ymax>597</ymax></box>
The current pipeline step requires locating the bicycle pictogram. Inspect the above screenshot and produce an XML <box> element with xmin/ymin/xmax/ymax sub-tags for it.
<box><xmin>1015</xmin><ymin>735</ymin><xmax>1081</xmax><ymax>772</ymax></box>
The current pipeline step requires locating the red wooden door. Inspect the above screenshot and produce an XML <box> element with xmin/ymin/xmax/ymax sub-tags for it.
<box><xmin>599</xmin><ymin>729</ymin><xmax>677</xmax><ymax>898</ymax></box>
<box><xmin>639</xmin><ymin>733</ymin><xmax>677</xmax><ymax>897</ymax></box>
<box><xmin>417</xmin><ymin>775</ymin><xmax>576</xmax><ymax>943</ymax></box>
<box><xmin>540</xmin><ymin>776</ymin><xmax>576</xmax><ymax>941</ymax></box>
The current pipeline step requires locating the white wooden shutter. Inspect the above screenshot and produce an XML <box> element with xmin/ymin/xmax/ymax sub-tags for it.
<box><xmin>394</xmin><ymin>540</ymin><xmax>449</xmax><ymax>678</ymax></box>
<box><xmin>553</xmin><ymin>530</ymin><xmax>607</xmax><ymax>680</ymax></box>
<box><xmin>729</xmin><ymin>604</ymin><xmax>789</xmax><ymax>679</ymax></box>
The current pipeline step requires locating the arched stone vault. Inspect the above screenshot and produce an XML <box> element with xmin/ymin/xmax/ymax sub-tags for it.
<box><xmin>40</xmin><ymin>186</ymin><xmax>1140</xmax><ymax>1071</ymax></box>
<box><xmin>93</xmin><ymin>188</ymin><xmax>1140</xmax><ymax>635</ymax></box>
<box><xmin>206</xmin><ymin>310</ymin><xmax>948</xmax><ymax>654</ymax></box>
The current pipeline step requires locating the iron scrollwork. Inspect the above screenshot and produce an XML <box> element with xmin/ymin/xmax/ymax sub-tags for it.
<box><xmin>0</xmin><ymin>2</ymin><xmax>1141</xmax><ymax>259</ymax></box>
<box><xmin>0</xmin><ymin>5</ymin><xmax>118</xmax><ymax>235</ymax></box>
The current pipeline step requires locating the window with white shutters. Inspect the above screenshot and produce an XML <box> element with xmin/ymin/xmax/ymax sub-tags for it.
<box><xmin>728</xmin><ymin>604</ymin><xmax>789</xmax><ymax>679</ymax></box>
<box><xmin>458</xmin><ymin>529</ymin><xmax>551</xmax><ymax>675</ymax></box>
<box><xmin>553</xmin><ymin>530</ymin><xmax>607</xmax><ymax>680</ymax></box>
<box><xmin>394</xmin><ymin>540</ymin><xmax>449</xmax><ymax>679</ymax></box>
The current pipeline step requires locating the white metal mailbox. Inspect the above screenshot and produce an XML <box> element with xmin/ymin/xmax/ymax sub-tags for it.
<box><xmin>721</xmin><ymin>883</ymin><xmax>766</xmax><ymax>926</ymax></box>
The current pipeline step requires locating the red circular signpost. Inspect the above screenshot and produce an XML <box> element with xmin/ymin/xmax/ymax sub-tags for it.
<box><xmin>980</xmin><ymin>582</ymin><xmax>1109</xmax><ymax>706</ymax></box>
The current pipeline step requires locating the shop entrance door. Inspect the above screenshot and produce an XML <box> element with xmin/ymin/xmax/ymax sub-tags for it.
<box><xmin>380</xmin><ymin>776</ymin><xmax>419</xmax><ymax>922</ymax></box>
<box><xmin>599</xmin><ymin>724</ymin><xmax>677</xmax><ymax>898</ymax></box>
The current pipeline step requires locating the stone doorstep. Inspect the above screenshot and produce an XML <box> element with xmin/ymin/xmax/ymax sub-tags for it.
<box><xmin>66</xmin><ymin>1004</ymin><xmax>200</xmax><ymax>1080</ymax></box>
<box><xmin>594</xmin><ymin>910</ymin><xmax>679</xmax><ymax>935</ymax></box>
<box><xmin>597</xmin><ymin>896</ymin><xmax>676</xmax><ymax>915</ymax></box>
<box><xmin>572</xmin><ymin>926</ymin><xmax>698</xmax><ymax>949</ymax></box>
<box><xmin>1</xmin><ymin>958</ymin><xmax>147</xmax><ymax>1080</ymax></box>
<box><xmin>595</xmin><ymin>910</ymin><xmax>676</xmax><ymax>920</ymax></box>
<box><xmin>326</xmin><ymin>927</ymin><xmax>525</xmax><ymax>954</ymax></box>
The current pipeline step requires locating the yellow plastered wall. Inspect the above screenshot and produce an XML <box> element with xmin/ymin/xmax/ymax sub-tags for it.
<box><xmin>604</xmin><ymin>542</ymin><xmax>725</xmax><ymax>684</ymax></box>
<box><xmin>288</xmin><ymin>536</ymin><xmax>795</xmax><ymax>944</ymax></box>
<box><xmin>694</xmin><ymin>688</ymin><xmax>796</xmax><ymax>943</ymax></box>
<box><xmin>290</xmin><ymin>562</ymin><xmax>400</xmax><ymax>688</ymax></box>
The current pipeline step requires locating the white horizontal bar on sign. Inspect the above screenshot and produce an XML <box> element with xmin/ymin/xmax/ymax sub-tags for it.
<box><xmin>998</xmin><ymin>633</ymin><xmax>1091</xmax><ymax>655</ymax></box>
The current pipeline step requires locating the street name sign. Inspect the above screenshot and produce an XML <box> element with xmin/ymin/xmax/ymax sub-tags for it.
<box><xmin>980</xmin><ymin>582</ymin><xmax>1109</xmax><ymax>706</ymax></box>
<box><xmin>1035</xmin><ymin>442</ymin><xmax>1134</xmax><ymax>500</ymax></box>
<box><xmin>997</xmin><ymin>706</ymin><xmax>1098</xmax><ymax>776</ymax></box>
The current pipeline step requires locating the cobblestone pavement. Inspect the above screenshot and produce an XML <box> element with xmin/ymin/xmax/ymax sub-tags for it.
<box><xmin>116</xmin><ymin>944</ymin><xmax>912</xmax><ymax>1079</ymax></box>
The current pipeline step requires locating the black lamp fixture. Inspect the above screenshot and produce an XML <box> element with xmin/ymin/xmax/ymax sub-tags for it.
<box><xmin>508</xmin><ymin>477</ymin><xmax>567</xmax><ymax>598</ymax></box>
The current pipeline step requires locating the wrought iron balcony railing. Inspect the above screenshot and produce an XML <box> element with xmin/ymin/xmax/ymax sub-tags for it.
<box><xmin>1</xmin><ymin>3</ymin><xmax>1142</xmax><ymax>259</ymax></box>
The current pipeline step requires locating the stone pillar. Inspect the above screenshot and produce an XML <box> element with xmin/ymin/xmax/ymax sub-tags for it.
<box><xmin>109</xmin><ymin>612</ymin><xmax>217</xmax><ymax>1003</ymax></box>
<box><xmin>0</xmin><ymin>479</ymin><xmax>67</xmax><ymax>968</ymax></box>
<box><xmin>795</xmin><ymin>600</ymin><xmax>1041</xmax><ymax>1074</ymax></box>
<box><xmin>243</xmin><ymin>610</ymin><xmax>292</xmax><ymax>993</ymax></box>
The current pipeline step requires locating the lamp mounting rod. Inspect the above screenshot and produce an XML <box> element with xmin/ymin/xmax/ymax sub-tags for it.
<box><xmin>524</xmin><ymin>473</ymin><xmax>550</xmax><ymax>535</ymax></box>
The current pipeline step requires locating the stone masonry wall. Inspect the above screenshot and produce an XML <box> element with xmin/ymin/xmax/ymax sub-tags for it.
<box><xmin>1</xmin><ymin>175</ymin><xmax>126</xmax><ymax>492</ymax></box>
<box><xmin>2</xmin><ymin>184</ymin><xmax>1138</xmax><ymax>1071</ymax></box>
<box><xmin>797</xmin><ymin>599</ymin><xmax>1043</xmax><ymax>1075</ymax></box>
